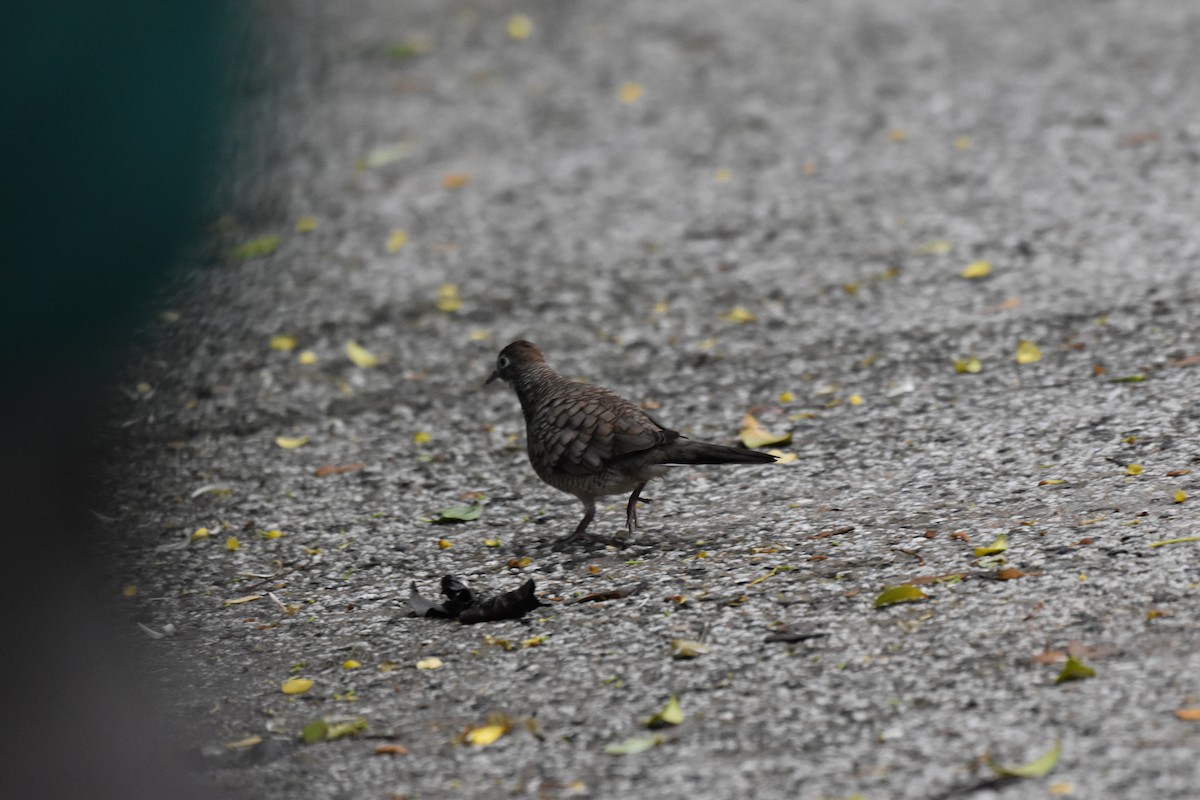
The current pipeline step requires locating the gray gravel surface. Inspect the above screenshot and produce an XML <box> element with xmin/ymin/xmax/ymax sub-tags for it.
<box><xmin>102</xmin><ymin>1</ymin><xmax>1200</xmax><ymax>798</ymax></box>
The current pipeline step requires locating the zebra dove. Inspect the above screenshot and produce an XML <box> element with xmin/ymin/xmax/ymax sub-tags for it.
<box><xmin>486</xmin><ymin>340</ymin><xmax>777</xmax><ymax>550</ymax></box>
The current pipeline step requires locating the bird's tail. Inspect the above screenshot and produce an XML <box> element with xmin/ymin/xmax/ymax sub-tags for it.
<box><xmin>663</xmin><ymin>439</ymin><xmax>778</xmax><ymax>466</ymax></box>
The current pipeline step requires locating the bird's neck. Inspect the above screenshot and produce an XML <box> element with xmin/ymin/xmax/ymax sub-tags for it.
<box><xmin>511</xmin><ymin>363</ymin><xmax>566</xmax><ymax>417</ymax></box>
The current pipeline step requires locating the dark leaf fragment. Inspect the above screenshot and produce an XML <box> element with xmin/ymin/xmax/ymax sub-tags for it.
<box><xmin>459</xmin><ymin>579</ymin><xmax>541</xmax><ymax>624</ymax></box>
<box><xmin>408</xmin><ymin>576</ymin><xmax>541</xmax><ymax>624</ymax></box>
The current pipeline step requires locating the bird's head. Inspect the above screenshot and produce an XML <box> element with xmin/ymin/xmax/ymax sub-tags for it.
<box><xmin>486</xmin><ymin>340</ymin><xmax>546</xmax><ymax>386</ymax></box>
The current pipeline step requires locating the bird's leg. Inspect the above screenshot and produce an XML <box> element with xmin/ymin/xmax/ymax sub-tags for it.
<box><xmin>551</xmin><ymin>497</ymin><xmax>627</xmax><ymax>551</ymax></box>
<box><xmin>625</xmin><ymin>481</ymin><xmax>648</xmax><ymax>533</ymax></box>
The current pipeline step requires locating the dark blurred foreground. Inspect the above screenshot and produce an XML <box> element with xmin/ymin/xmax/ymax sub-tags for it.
<box><xmin>1</xmin><ymin>4</ymin><xmax>231</xmax><ymax>798</ymax></box>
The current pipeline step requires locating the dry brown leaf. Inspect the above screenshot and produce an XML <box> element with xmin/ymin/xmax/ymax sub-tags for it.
<box><xmin>314</xmin><ymin>462</ymin><xmax>365</xmax><ymax>477</ymax></box>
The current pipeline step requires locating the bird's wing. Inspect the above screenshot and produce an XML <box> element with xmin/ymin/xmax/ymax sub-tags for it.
<box><xmin>534</xmin><ymin>386</ymin><xmax>678</xmax><ymax>477</ymax></box>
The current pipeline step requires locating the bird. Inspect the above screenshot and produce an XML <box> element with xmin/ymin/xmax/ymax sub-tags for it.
<box><xmin>485</xmin><ymin>340</ymin><xmax>777</xmax><ymax>550</ymax></box>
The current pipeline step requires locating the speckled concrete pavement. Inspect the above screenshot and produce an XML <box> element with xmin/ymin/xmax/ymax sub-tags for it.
<box><xmin>102</xmin><ymin>1</ymin><xmax>1200</xmax><ymax>798</ymax></box>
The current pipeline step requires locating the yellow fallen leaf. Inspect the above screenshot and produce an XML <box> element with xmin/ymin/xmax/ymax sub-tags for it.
<box><xmin>521</xmin><ymin>635</ymin><xmax>545</xmax><ymax>648</ymax></box>
<box><xmin>739</xmin><ymin>413</ymin><xmax>791</xmax><ymax>448</ymax></box>
<box><xmin>295</xmin><ymin>216</ymin><xmax>318</xmax><ymax>233</ymax></box>
<box><xmin>961</xmin><ymin>260</ymin><xmax>992</xmax><ymax>279</ymax></box>
<box><xmin>413</xmin><ymin>431</ymin><xmax>432</xmax><ymax>445</ymax></box>
<box><xmin>281</xmin><ymin>677</ymin><xmax>314</xmax><ymax>695</ymax></box>
<box><xmin>954</xmin><ymin>356</ymin><xmax>982</xmax><ymax>374</ymax></box>
<box><xmin>275</xmin><ymin>436</ymin><xmax>310</xmax><ymax>449</ymax></box>
<box><xmin>1126</xmin><ymin>463</ymin><xmax>1143</xmax><ymax>476</ymax></box>
<box><xmin>888</xmin><ymin>128</ymin><xmax>908</xmax><ymax>142</ymax></box>
<box><xmin>122</xmin><ymin>584</ymin><xmax>137</xmax><ymax>598</ymax></box>
<box><xmin>506</xmin><ymin>12</ymin><xmax>533</xmax><ymax>39</ymax></box>
<box><xmin>721</xmin><ymin>306</ymin><xmax>757</xmax><ymax>324</ymax></box>
<box><xmin>191</xmin><ymin>527</ymin><xmax>210</xmax><ymax>541</ymax></box>
<box><xmin>1175</xmin><ymin>489</ymin><xmax>1187</xmax><ymax>503</ymax></box>
<box><xmin>416</xmin><ymin>657</ymin><xmax>444</xmax><ymax>670</ymax></box>
<box><xmin>987</xmin><ymin>740</ymin><xmax>1061</xmax><ymax>778</ymax></box>
<box><xmin>346</xmin><ymin>340</ymin><xmax>380</xmax><ymax>368</ymax></box>
<box><xmin>136</xmin><ymin>382</ymin><xmax>152</xmax><ymax>395</ymax></box>
<box><xmin>343</xmin><ymin>660</ymin><xmax>362</xmax><ymax>670</ymax></box>
<box><xmin>225</xmin><ymin>537</ymin><xmax>241</xmax><ymax>552</ymax></box>
<box><xmin>767</xmin><ymin>449</ymin><xmax>799</xmax><ymax>464</ymax></box>
<box><xmin>442</xmin><ymin>173</ymin><xmax>470</xmax><ymax>189</ymax></box>
<box><xmin>465</xmin><ymin>723</ymin><xmax>508</xmax><ymax>746</ymax></box>
<box><xmin>270</xmin><ymin>335</ymin><xmax>297</xmax><ymax>352</ymax></box>
<box><xmin>917</xmin><ymin>239</ymin><xmax>953</xmax><ymax>255</ymax></box>
<box><xmin>436</xmin><ymin>283</ymin><xmax>462</xmax><ymax>313</ymax></box>
<box><xmin>974</xmin><ymin>533</ymin><xmax>1008</xmax><ymax>557</ymax></box>
<box><xmin>298</xmin><ymin>350</ymin><xmax>318</xmax><ymax>365</ymax></box>
<box><xmin>714</xmin><ymin>167</ymin><xmax>732</xmax><ymax>183</ymax></box>
<box><xmin>483</xmin><ymin>538</ymin><xmax>501</xmax><ymax>547</ymax></box>
<box><xmin>954</xmin><ymin>135</ymin><xmax>972</xmax><ymax>150</ymax></box>
<box><xmin>1016</xmin><ymin>340</ymin><xmax>1042</xmax><ymax>364</ymax></box>
<box><xmin>618</xmin><ymin>82</ymin><xmax>644</xmax><ymax>104</ymax></box>
<box><xmin>468</xmin><ymin>328</ymin><xmax>489</xmax><ymax>342</ymax></box>
<box><xmin>223</xmin><ymin>595</ymin><xmax>262</xmax><ymax>606</ymax></box>
<box><xmin>671</xmin><ymin>639</ymin><xmax>709</xmax><ymax>659</ymax></box>
<box><xmin>1040</xmin><ymin>478</ymin><xmax>1065</xmax><ymax>485</ymax></box>
<box><xmin>848</xmin><ymin>393</ymin><xmax>864</xmax><ymax>406</ymax></box>
<box><xmin>779</xmin><ymin>391</ymin><xmax>795</xmax><ymax>403</ymax></box>
<box><xmin>653</xmin><ymin>299</ymin><xmax>669</xmax><ymax>315</ymax></box>
<box><xmin>386</xmin><ymin>229</ymin><xmax>408</xmax><ymax>253</ymax></box>
<box><xmin>262</xmin><ymin>529</ymin><xmax>284</xmax><ymax>540</ymax></box>
<box><xmin>873</xmin><ymin>584</ymin><xmax>927</xmax><ymax>607</ymax></box>
<box><xmin>438</xmin><ymin>539</ymin><xmax>453</xmax><ymax>550</ymax></box>
<box><xmin>644</xmin><ymin>696</ymin><xmax>684</xmax><ymax>728</ymax></box>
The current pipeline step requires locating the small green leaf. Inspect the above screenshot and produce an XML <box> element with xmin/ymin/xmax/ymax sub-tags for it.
<box><xmin>434</xmin><ymin>502</ymin><xmax>483</xmax><ymax>523</ymax></box>
<box><xmin>645</xmin><ymin>696</ymin><xmax>684</xmax><ymax>729</ymax></box>
<box><xmin>232</xmin><ymin>235</ymin><xmax>281</xmax><ymax>260</ymax></box>
<box><xmin>1055</xmin><ymin>655</ymin><xmax>1096</xmax><ymax>684</ymax></box>
<box><xmin>1109</xmin><ymin>374</ymin><xmax>1146</xmax><ymax>383</ymax></box>
<box><xmin>604</xmin><ymin>734</ymin><xmax>664</xmax><ymax>755</ymax></box>
<box><xmin>974</xmin><ymin>533</ymin><xmax>1008</xmax><ymax>557</ymax></box>
<box><xmin>301</xmin><ymin>720</ymin><xmax>328</xmax><ymax>744</ymax></box>
<box><xmin>872</xmin><ymin>584</ymin><xmax>928</xmax><ymax>608</ymax></box>
<box><xmin>986</xmin><ymin>740</ymin><xmax>1061</xmax><ymax>778</ymax></box>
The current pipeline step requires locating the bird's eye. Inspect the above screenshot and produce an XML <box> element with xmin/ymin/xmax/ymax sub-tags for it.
<box><xmin>498</xmin><ymin>355</ymin><xmax>511</xmax><ymax>369</ymax></box>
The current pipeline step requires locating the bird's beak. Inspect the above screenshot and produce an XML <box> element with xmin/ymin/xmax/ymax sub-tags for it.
<box><xmin>485</xmin><ymin>369</ymin><xmax>500</xmax><ymax>386</ymax></box>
